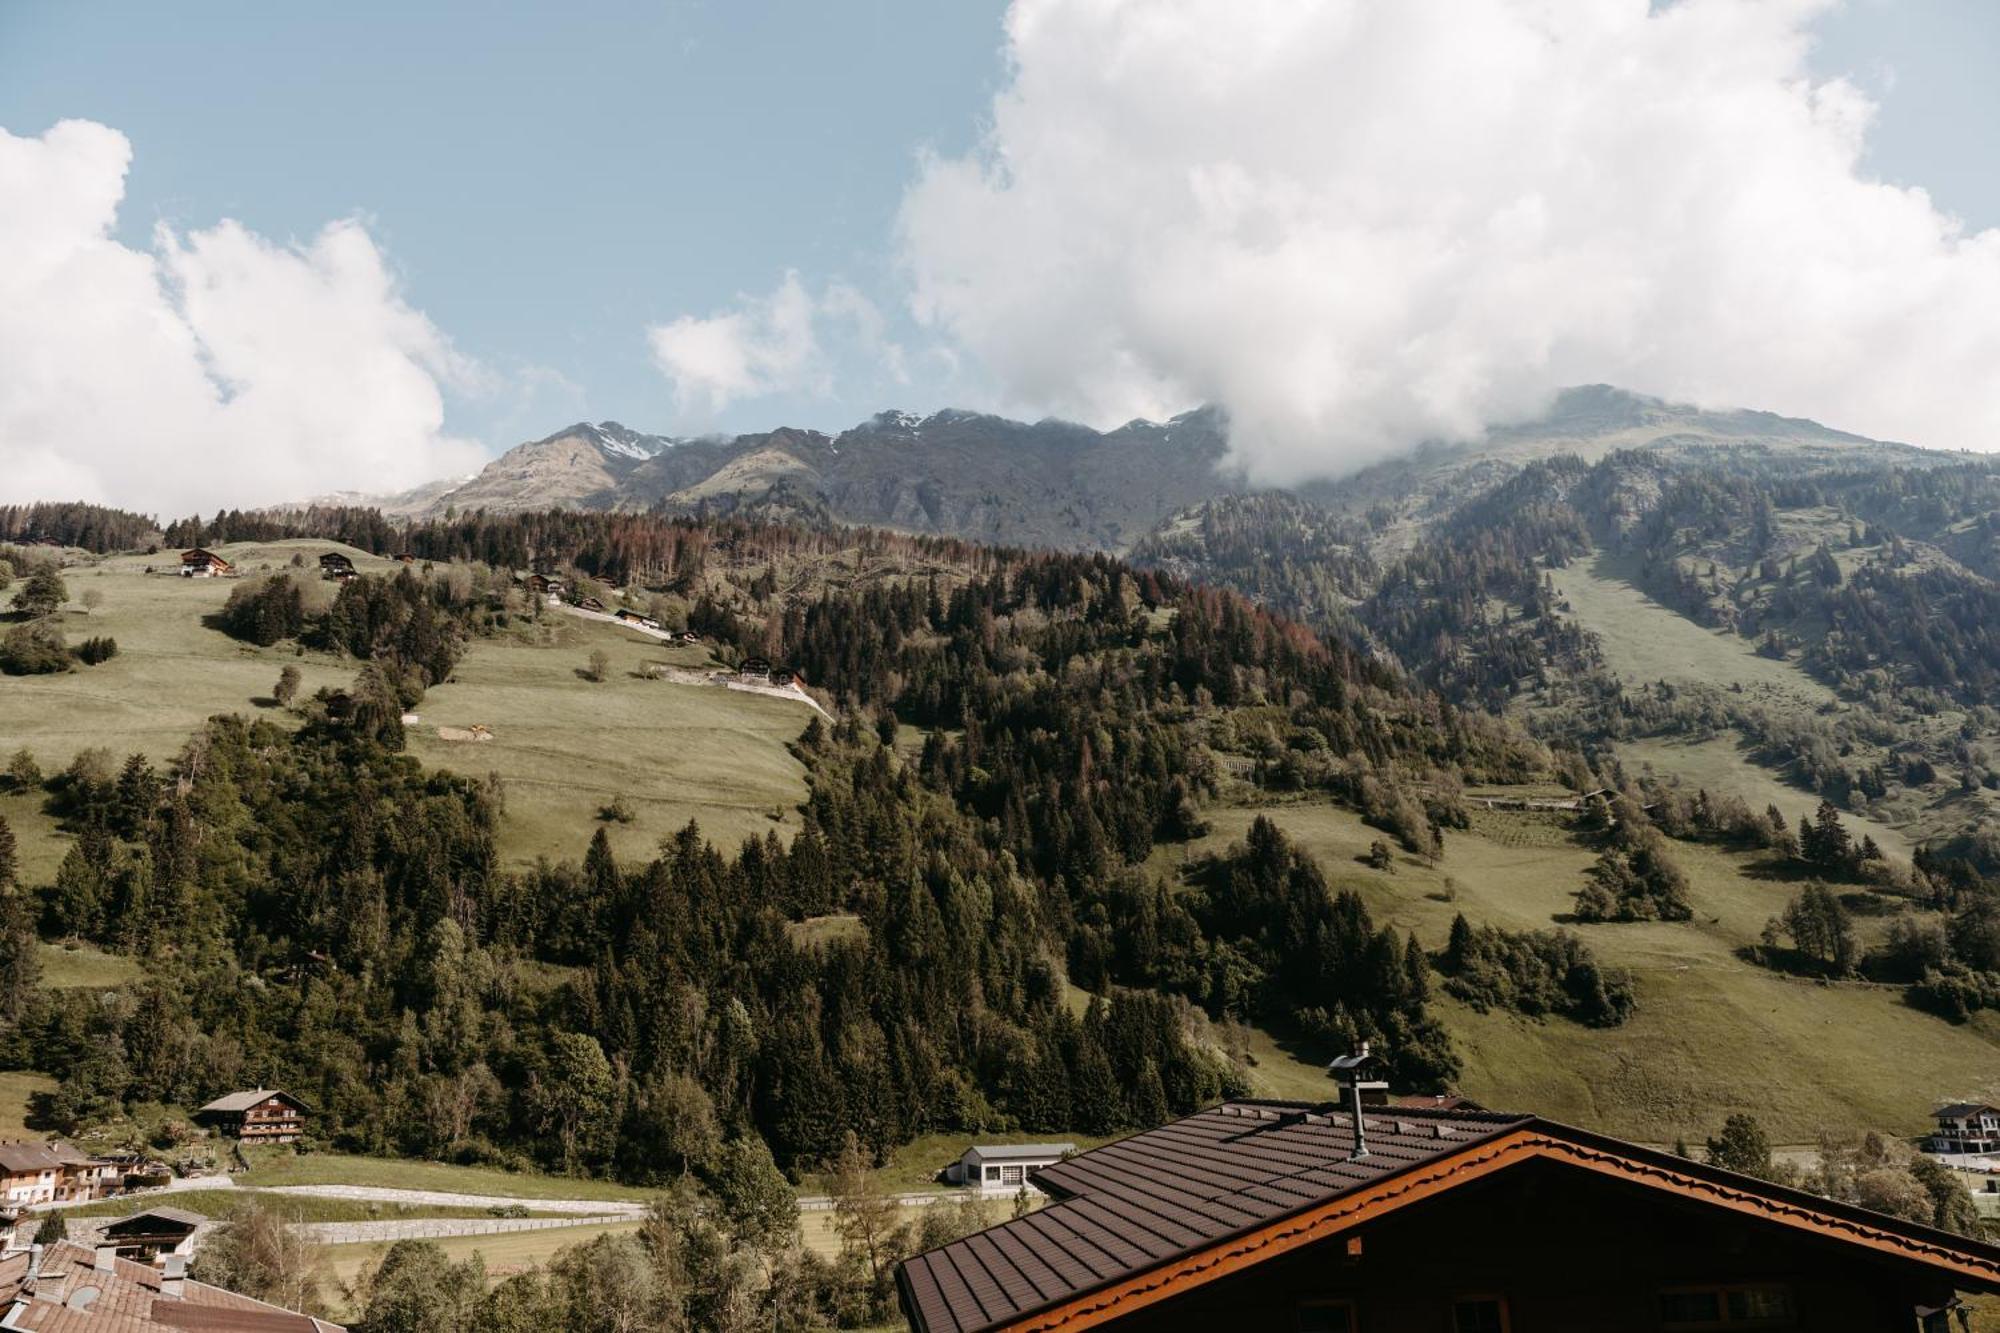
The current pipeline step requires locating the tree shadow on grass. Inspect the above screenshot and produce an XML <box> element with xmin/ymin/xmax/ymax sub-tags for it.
<box><xmin>1733</xmin><ymin>942</ymin><xmax>1844</xmax><ymax>981</ymax></box>
<box><xmin>22</xmin><ymin>1090</ymin><xmax>62</xmax><ymax>1134</ymax></box>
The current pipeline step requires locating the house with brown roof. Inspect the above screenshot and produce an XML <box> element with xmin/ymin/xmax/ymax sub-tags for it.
<box><xmin>0</xmin><ymin>1239</ymin><xmax>343</xmax><ymax>1331</ymax></box>
<box><xmin>1930</xmin><ymin>1102</ymin><xmax>2000</xmax><ymax>1156</ymax></box>
<box><xmin>99</xmin><ymin>1207</ymin><xmax>204</xmax><ymax>1262</ymax></box>
<box><xmin>898</xmin><ymin>1098</ymin><xmax>2000</xmax><ymax>1333</ymax></box>
<box><xmin>193</xmin><ymin>1090</ymin><xmax>308</xmax><ymax>1143</ymax></box>
<box><xmin>0</xmin><ymin>1142</ymin><xmax>118</xmax><ymax>1206</ymax></box>
<box><xmin>178</xmin><ymin>549</ymin><xmax>234</xmax><ymax>578</ymax></box>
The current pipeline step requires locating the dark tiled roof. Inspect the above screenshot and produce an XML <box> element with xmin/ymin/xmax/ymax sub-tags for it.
<box><xmin>1934</xmin><ymin>1102</ymin><xmax>2000</xmax><ymax>1120</ymax></box>
<box><xmin>899</xmin><ymin>1100</ymin><xmax>1528</xmax><ymax>1333</ymax></box>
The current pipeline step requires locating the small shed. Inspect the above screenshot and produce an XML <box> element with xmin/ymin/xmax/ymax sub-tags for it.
<box><xmin>100</xmin><ymin>1206</ymin><xmax>204</xmax><ymax>1261</ymax></box>
<box><xmin>945</xmin><ymin>1143</ymin><xmax>1075</xmax><ymax>1193</ymax></box>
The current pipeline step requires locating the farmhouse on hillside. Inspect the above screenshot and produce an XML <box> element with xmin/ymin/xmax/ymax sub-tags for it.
<box><xmin>194</xmin><ymin>1089</ymin><xmax>309</xmax><ymax>1142</ymax></box>
<box><xmin>739</xmin><ymin>657</ymin><xmax>772</xmax><ymax>681</ymax></box>
<box><xmin>0</xmin><ymin>1238</ymin><xmax>344</xmax><ymax>1330</ymax></box>
<box><xmin>944</xmin><ymin>1143</ymin><xmax>1075</xmax><ymax>1195</ymax></box>
<box><xmin>1931</xmin><ymin>1103</ymin><xmax>2000</xmax><ymax>1156</ymax></box>
<box><xmin>178</xmin><ymin>548</ymin><xmax>233</xmax><ymax>578</ymax></box>
<box><xmin>615</xmin><ymin>607</ymin><xmax>663</xmax><ymax>630</ymax></box>
<box><xmin>899</xmin><ymin>1095</ymin><xmax>2000</xmax><ymax>1332</ymax></box>
<box><xmin>576</xmin><ymin>595</ymin><xmax>607</xmax><ymax>613</ymax></box>
<box><xmin>526</xmin><ymin>573</ymin><xmax>565</xmax><ymax>603</ymax></box>
<box><xmin>318</xmin><ymin>551</ymin><xmax>355</xmax><ymax>578</ymax></box>
<box><xmin>0</xmin><ymin>1141</ymin><xmax>120</xmax><ymax>1205</ymax></box>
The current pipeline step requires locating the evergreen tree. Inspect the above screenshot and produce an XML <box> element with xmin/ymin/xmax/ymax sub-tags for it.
<box><xmin>1704</xmin><ymin>1113</ymin><xmax>1775</xmax><ymax>1181</ymax></box>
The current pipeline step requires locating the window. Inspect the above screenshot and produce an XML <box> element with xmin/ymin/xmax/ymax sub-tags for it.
<box><xmin>1454</xmin><ymin>1296</ymin><xmax>1509</xmax><ymax>1333</ymax></box>
<box><xmin>1297</xmin><ymin>1300</ymin><xmax>1354</xmax><ymax>1333</ymax></box>
<box><xmin>1001</xmin><ymin>1165</ymin><xmax>1025</xmax><ymax>1185</ymax></box>
<box><xmin>1659</xmin><ymin>1284</ymin><xmax>1794</xmax><ymax>1328</ymax></box>
<box><xmin>983</xmin><ymin>1165</ymin><xmax>1000</xmax><ymax>1182</ymax></box>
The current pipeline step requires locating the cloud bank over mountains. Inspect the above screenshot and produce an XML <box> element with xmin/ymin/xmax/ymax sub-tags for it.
<box><xmin>646</xmin><ymin>272</ymin><xmax>905</xmax><ymax>419</ymax></box>
<box><xmin>0</xmin><ymin>119</ymin><xmax>486</xmax><ymax>515</ymax></box>
<box><xmin>896</xmin><ymin>0</ymin><xmax>2000</xmax><ymax>481</ymax></box>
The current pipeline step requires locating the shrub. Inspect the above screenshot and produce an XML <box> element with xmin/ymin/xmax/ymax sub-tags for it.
<box><xmin>72</xmin><ymin>636</ymin><xmax>118</xmax><ymax>665</ymax></box>
<box><xmin>0</xmin><ymin>621</ymin><xmax>72</xmax><ymax>675</ymax></box>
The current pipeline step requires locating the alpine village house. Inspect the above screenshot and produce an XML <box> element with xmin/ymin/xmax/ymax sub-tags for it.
<box><xmin>1931</xmin><ymin>1103</ymin><xmax>2000</xmax><ymax>1157</ymax></box>
<box><xmin>194</xmin><ymin>1089</ymin><xmax>309</xmax><ymax>1143</ymax></box>
<box><xmin>898</xmin><ymin>1054</ymin><xmax>2000</xmax><ymax>1333</ymax></box>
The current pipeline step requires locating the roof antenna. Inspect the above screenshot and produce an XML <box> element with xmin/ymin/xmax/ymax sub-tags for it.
<box><xmin>1328</xmin><ymin>1043</ymin><xmax>1388</xmax><ymax>1161</ymax></box>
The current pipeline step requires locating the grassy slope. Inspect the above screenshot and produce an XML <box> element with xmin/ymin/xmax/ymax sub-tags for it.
<box><xmin>234</xmin><ymin>1147</ymin><xmax>653</xmax><ymax>1201</ymax></box>
<box><xmin>0</xmin><ymin>1071</ymin><xmax>56</xmax><ymax>1138</ymax></box>
<box><xmin>0</xmin><ymin>541</ymin><xmax>813</xmax><ymax>874</ymax></box>
<box><xmin>1553</xmin><ymin>550</ymin><xmax>1837</xmax><ymax>709</ymax></box>
<box><xmin>1190</xmin><ymin>799</ymin><xmax>2000</xmax><ymax>1143</ymax></box>
<box><xmin>1617</xmin><ymin>735</ymin><xmax>1912</xmax><ymax>859</ymax></box>
<box><xmin>36</xmin><ymin>942</ymin><xmax>142</xmax><ymax>989</ymax></box>
<box><xmin>405</xmin><ymin>613</ymin><xmax>811</xmax><ymax>867</ymax></box>
<box><xmin>1</xmin><ymin>543</ymin><xmax>376</xmax><ymax>775</ymax></box>
<box><xmin>322</xmin><ymin>1219</ymin><xmax>644</xmax><ymax>1299</ymax></box>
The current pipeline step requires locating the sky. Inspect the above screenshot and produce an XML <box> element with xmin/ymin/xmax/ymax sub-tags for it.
<box><xmin>4</xmin><ymin>0</ymin><xmax>2000</xmax><ymax>512</ymax></box>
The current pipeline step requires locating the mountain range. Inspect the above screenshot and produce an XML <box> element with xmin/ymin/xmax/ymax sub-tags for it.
<box><xmin>356</xmin><ymin>386</ymin><xmax>1933</xmax><ymax>554</ymax></box>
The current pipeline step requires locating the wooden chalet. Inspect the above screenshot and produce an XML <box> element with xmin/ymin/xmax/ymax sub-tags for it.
<box><xmin>740</xmin><ymin>657</ymin><xmax>772</xmax><ymax>680</ymax></box>
<box><xmin>178</xmin><ymin>548</ymin><xmax>233</xmax><ymax>578</ymax></box>
<box><xmin>0</xmin><ymin>1240</ymin><xmax>345</xmax><ymax>1330</ymax></box>
<box><xmin>317</xmin><ymin>551</ymin><xmax>356</xmax><ymax>578</ymax></box>
<box><xmin>194</xmin><ymin>1089</ymin><xmax>309</xmax><ymax>1142</ymax></box>
<box><xmin>899</xmin><ymin>1098</ymin><xmax>2000</xmax><ymax>1333</ymax></box>
<box><xmin>526</xmin><ymin>573</ymin><xmax>565</xmax><ymax>600</ymax></box>
<box><xmin>615</xmin><ymin>608</ymin><xmax>663</xmax><ymax>630</ymax></box>
<box><xmin>99</xmin><ymin>1207</ymin><xmax>203</xmax><ymax>1261</ymax></box>
<box><xmin>576</xmin><ymin>596</ymin><xmax>608</xmax><ymax>613</ymax></box>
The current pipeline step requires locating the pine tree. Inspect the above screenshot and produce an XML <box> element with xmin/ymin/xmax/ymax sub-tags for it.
<box><xmin>0</xmin><ymin>814</ymin><xmax>15</xmax><ymax>890</ymax></box>
<box><xmin>1704</xmin><ymin>1113</ymin><xmax>1775</xmax><ymax>1181</ymax></box>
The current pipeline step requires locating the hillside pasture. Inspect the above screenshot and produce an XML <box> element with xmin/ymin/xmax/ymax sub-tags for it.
<box><xmin>1617</xmin><ymin>735</ymin><xmax>1912</xmax><ymax>859</ymax></box>
<box><xmin>405</xmin><ymin>614</ymin><xmax>812</xmax><ymax>866</ymax></box>
<box><xmin>234</xmin><ymin>1146</ymin><xmax>653</xmax><ymax>1202</ymax></box>
<box><xmin>0</xmin><ymin>541</ymin><xmax>372</xmax><ymax>774</ymax></box>
<box><xmin>0</xmin><ymin>1071</ymin><xmax>56</xmax><ymax>1139</ymax></box>
<box><xmin>1187</xmin><ymin>798</ymin><xmax>2000</xmax><ymax>1142</ymax></box>
<box><xmin>1552</xmin><ymin>551</ymin><xmax>1837</xmax><ymax>710</ymax></box>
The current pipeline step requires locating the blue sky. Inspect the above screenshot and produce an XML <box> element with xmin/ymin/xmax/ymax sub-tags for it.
<box><xmin>6</xmin><ymin>0</ymin><xmax>2000</xmax><ymax>510</ymax></box>
<box><xmin>0</xmin><ymin>0</ymin><xmax>1010</xmax><ymax>448</ymax></box>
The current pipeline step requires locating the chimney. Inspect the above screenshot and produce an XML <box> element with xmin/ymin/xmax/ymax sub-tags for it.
<box><xmin>93</xmin><ymin>1244</ymin><xmax>117</xmax><ymax>1273</ymax></box>
<box><xmin>159</xmin><ymin>1254</ymin><xmax>186</xmax><ymax>1300</ymax></box>
<box><xmin>1327</xmin><ymin>1042</ymin><xmax>1389</xmax><ymax>1162</ymax></box>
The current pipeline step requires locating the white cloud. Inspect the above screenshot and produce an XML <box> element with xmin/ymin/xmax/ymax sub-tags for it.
<box><xmin>0</xmin><ymin>119</ymin><xmax>487</xmax><ymax>515</ymax></box>
<box><xmin>646</xmin><ymin>272</ymin><xmax>903</xmax><ymax>418</ymax></box>
<box><xmin>898</xmin><ymin>0</ymin><xmax>2000</xmax><ymax>480</ymax></box>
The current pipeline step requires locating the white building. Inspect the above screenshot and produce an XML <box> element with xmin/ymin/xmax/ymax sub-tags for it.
<box><xmin>1929</xmin><ymin>1102</ymin><xmax>2000</xmax><ymax>1156</ymax></box>
<box><xmin>945</xmin><ymin>1143</ymin><xmax>1076</xmax><ymax>1195</ymax></box>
